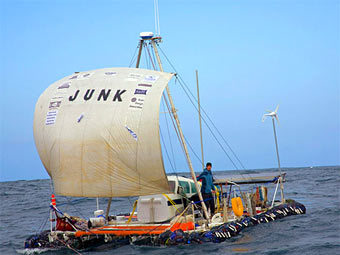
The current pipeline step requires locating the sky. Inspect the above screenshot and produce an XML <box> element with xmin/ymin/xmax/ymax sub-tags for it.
<box><xmin>0</xmin><ymin>0</ymin><xmax>339</xmax><ymax>181</ymax></box>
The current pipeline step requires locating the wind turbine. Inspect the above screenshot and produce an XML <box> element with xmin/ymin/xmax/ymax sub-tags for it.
<box><xmin>262</xmin><ymin>105</ymin><xmax>280</xmax><ymax>124</ymax></box>
<box><xmin>262</xmin><ymin>105</ymin><xmax>285</xmax><ymax>204</ymax></box>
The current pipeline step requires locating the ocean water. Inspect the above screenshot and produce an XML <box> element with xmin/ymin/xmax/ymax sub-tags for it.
<box><xmin>0</xmin><ymin>166</ymin><xmax>339</xmax><ymax>255</ymax></box>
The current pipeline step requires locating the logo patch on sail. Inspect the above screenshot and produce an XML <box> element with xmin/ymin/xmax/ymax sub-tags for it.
<box><xmin>69</xmin><ymin>75</ymin><xmax>78</xmax><ymax>80</ymax></box>
<box><xmin>45</xmin><ymin>110</ymin><xmax>58</xmax><ymax>125</ymax></box>
<box><xmin>69</xmin><ymin>73</ymin><xmax>93</xmax><ymax>80</ymax></box>
<box><xmin>104</xmin><ymin>71</ymin><xmax>117</xmax><ymax>76</ymax></box>
<box><xmin>77</xmin><ymin>73</ymin><xmax>93</xmax><ymax>80</ymax></box>
<box><xmin>143</xmin><ymin>75</ymin><xmax>159</xmax><ymax>83</ymax></box>
<box><xmin>125</xmin><ymin>126</ymin><xmax>138</xmax><ymax>141</ymax></box>
<box><xmin>126</xmin><ymin>73</ymin><xmax>142</xmax><ymax>81</ymax></box>
<box><xmin>134</xmin><ymin>89</ymin><xmax>147</xmax><ymax>95</ymax></box>
<box><xmin>58</xmin><ymin>82</ymin><xmax>71</xmax><ymax>89</ymax></box>
<box><xmin>138</xmin><ymin>83</ymin><xmax>152</xmax><ymax>87</ymax></box>
<box><xmin>49</xmin><ymin>100</ymin><xmax>62</xmax><ymax>109</ymax></box>
<box><xmin>129</xmin><ymin>97</ymin><xmax>144</xmax><ymax>109</ymax></box>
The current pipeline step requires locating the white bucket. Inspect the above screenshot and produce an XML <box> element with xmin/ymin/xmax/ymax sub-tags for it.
<box><xmin>94</xmin><ymin>210</ymin><xmax>104</xmax><ymax>217</ymax></box>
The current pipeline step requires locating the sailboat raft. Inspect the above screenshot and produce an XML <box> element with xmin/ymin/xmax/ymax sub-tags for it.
<box><xmin>26</xmin><ymin>34</ymin><xmax>306</xmax><ymax>252</ymax></box>
<box><xmin>24</xmin><ymin>200</ymin><xmax>305</xmax><ymax>249</ymax></box>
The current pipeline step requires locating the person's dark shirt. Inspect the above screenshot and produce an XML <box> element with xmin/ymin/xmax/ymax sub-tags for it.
<box><xmin>197</xmin><ymin>168</ymin><xmax>215</xmax><ymax>194</ymax></box>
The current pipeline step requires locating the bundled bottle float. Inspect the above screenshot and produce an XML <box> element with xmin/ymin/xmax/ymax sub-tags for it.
<box><xmin>25</xmin><ymin>33</ymin><xmax>306</xmax><ymax>252</ymax></box>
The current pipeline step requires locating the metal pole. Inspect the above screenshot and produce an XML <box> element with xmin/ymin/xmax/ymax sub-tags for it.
<box><xmin>196</xmin><ymin>70</ymin><xmax>204</xmax><ymax>169</ymax></box>
<box><xmin>227</xmin><ymin>184</ymin><xmax>232</xmax><ymax>207</ymax></box>
<box><xmin>50</xmin><ymin>209</ymin><xmax>53</xmax><ymax>232</ymax></box>
<box><xmin>136</xmin><ymin>39</ymin><xmax>144</xmax><ymax>68</ymax></box>
<box><xmin>151</xmin><ymin>39</ymin><xmax>210</xmax><ymax>221</ymax></box>
<box><xmin>271</xmin><ymin>179</ymin><xmax>280</xmax><ymax>207</ymax></box>
<box><xmin>105</xmin><ymin>198</ymin><xmax>112</xmax><ymax>221</ymax></box>
<box><xmin>272</xmin><ymin>118</ymin><xmax>285</xmax><ymax>203</ymax></box>
<box><xmin>223</xmin><ymin>197</ymin><xmax>228</xmax><ymax>222</ymax></box>
<box><xmin>96</xmin><ymin>197</ymin><xmax>99</xmax><ymax>210</ymax></box>
<box><xmin>191</xmin><ymin>202</ymin><xmax>195</xmax><ymax>230</ymax></box>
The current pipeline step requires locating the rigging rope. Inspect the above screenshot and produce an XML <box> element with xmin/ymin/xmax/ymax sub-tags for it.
<box><xmin>35</xmin><ymin>213</ymin><xmax>49</xmax><ymax>235</ymax></box>
<box><xmin>157</xmin><ymin>44</ymin><xmax>246</xmax><ymax>170</ymax></box>
<box><xmin>164</xmin><ymin>89</ymin><xmax>204</xmax><ymax>170</ymax></box>
<box><xmin>146</xmin><ymin>43</ymin><xmax>156</xmax><ymax>70</ymax></box>
<box><xmin>178</xmin><ymin>76</ymin><xmax>246</xmax><ymax>170</ymax></box>
<box><xmin>176</xmin><ymin>76</ymin><xmax>239</xmax><ymax>169</ymax></box>
<box><xmin>143</xmin><ymin>43</ymin><xmax>150</xmax><ymax>69</ymax></box>
<box><xmin>136</xmin><ymin>38</ymin><xmax>250</xmax><ymax>199</ymax></box>
<box><xmin>160</xmin><ymin>127</ymin><xmax>176</xmax><ymax>171</ymax></box>
<box><xmin>162</xmin><ymin>93</ymin><xmax>189</xmax><ymax>169</ymax></box>
<box><xmin>183</xmin><ymin>134</ymin><xmax>203</xmax><ymax>166</ymax></box>
<box><xmin>128</xmin><ymin>45</ymin><xmax>139</xmax><ymax>68</ymax></box>
<box><xmin>64</xmin><ymin>197</ymin><xmax>89</xmax><ymax>220</ymax></box>
<box><xmin>150</xmin><ymin>42</ymin><xmax>159</xmax><ymax>71</ymax></box>
<box><xmin>162</xmin><ymin>193</ymin><xmax>180</xmax><ymax>213</ymax></box>
<box><xmin>162</xmin><ymin>98</ymin><xmax>177</xmax><ymax>170</ymax></box>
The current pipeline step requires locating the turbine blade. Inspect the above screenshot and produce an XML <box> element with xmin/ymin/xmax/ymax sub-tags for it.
<box><xmin>275</xmin><ymin>104</ymin><xmax>279</xmax><ymax>113</ymax></box>
<box><xmin>262</xmin><ymin>114</ymin><xmax>266</xmax><ymax>122</ymax></box>
<box><xmin>266</xmin><ymin>110</ymin><xmax>272</xmax><ymax>113</ymax></box>
<box><xmin>275</xmin><ymin>115</ymin><xmax>280</xmax><ymax>125</ymax></box>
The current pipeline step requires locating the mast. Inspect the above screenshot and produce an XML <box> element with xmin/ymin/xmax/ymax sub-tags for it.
<box><xmin>136</xmin><ymin>39</ymin><xmax>144</xmax><ymax>68</ymax></box>
<box><xmin>151</xmin><ymin>38</ymin><xmax>210</xmax><ymax>221</ymax></box>
<box><xmin>196</xmin><ymin>70</ymin><xmax>204</xmax><ymax>169</ymax></box>
<box><xmin>105</xmin><ymin>198</ymin><xmax>112</xmax><ymax>221</ymax></box>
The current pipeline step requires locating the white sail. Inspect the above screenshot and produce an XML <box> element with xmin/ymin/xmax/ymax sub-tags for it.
<box><xmin>33</xmin><ymin>67</ymin><xmax>173</xmax><ymax>197</ymax></box>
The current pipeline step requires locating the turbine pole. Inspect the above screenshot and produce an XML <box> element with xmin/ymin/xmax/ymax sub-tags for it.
<box><xmin>271</xmin><ymin>117</ymin><xmax>285</xmax><ymax>203</ymax></box>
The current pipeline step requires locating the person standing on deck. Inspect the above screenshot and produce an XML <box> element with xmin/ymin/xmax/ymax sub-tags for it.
<box><xmin>197</xmin><ymin>162</ymin><xmax>215</xmax><ymax>218</ymax></box>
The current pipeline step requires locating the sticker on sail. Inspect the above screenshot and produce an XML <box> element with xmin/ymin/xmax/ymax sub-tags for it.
<box><xmin>51</xmin><ymin>96</ymin><xmax>63</xmax><ymax>100</ymax></box>
<box><xmin>143</xmin><ymin>75</ymin><xmax>159</xmax><ymax>83</ymax></box>
<box><xmin>129</xmin><ymin>97</ymin><xmax>144</xmax><ymax>110</ymax></box>
<box><xmin>126</xmin><ymin>73</ymin><xmax>142</xmax><ymax>81</ymax></box>
<box><xmin>58</xmin><ymin>82</ymin><xmax>71</xmax><ymax>89</ymax></box>
<box><xmin>69</xmin><ymin>75</ymin><xmax>78</xmax><ymax>80</ymax></box>
<box><xmin>134</xmin><ymin>89</ymin><xmax>147</xmax><ymax>95</ymax></box>
<box><xmin>77</xmin><ymin>113</ymin><xmax>84</xmax><ymax>123</ymax></box>
<box><xmin>138</xmin><ymin>83</ymin><xmax>152</xmax><ymax>87</ymax></box>
<box><xmin>125</xmin><ymin>126</ymin><xmax>138</xmax><ymax>141</ymax></box>
<box><xmin>45</xmin><ymin>110</ymin><xmax>58</xmax><ymax>125</ymax></box>
<box><xmin>49</xmin><ymin>100</ymin><xmax>62</xmax><ymax>109</ymax></box>
<box><xmin>77</xmin><ymin>72</ymin><xmax>94</xmax><ymax>80</ymax></box>
<box><xmin>104</xmin><ymin>71</ymin><xmax>117</xmax><ymax>76</ymax></box>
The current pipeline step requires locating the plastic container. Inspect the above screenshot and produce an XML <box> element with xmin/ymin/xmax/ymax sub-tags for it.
<box><xmin>94</xmin><ymin>210</ymin><xmax>104</xmax><ymax>217</ymax></box>
<box><xmin>89</xmin><ymin>217</ymin><xmax>105</xmax><ymax>227</ymax></box>
<box><xmin>116</xmin><ymin>216</ymin><xmax>125</xmax><ymax>222</ymax></box>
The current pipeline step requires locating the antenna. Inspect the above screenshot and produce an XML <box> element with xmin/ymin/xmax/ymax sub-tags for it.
<box><xmin>154</xmin><ymin>0</ymin><xmax>160</xmax><ymax>36</ymax></box>
<box><xmin>196</xmin><ymin>70</ymin><xmax>204</xmax><ymax>169</ymax></box>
